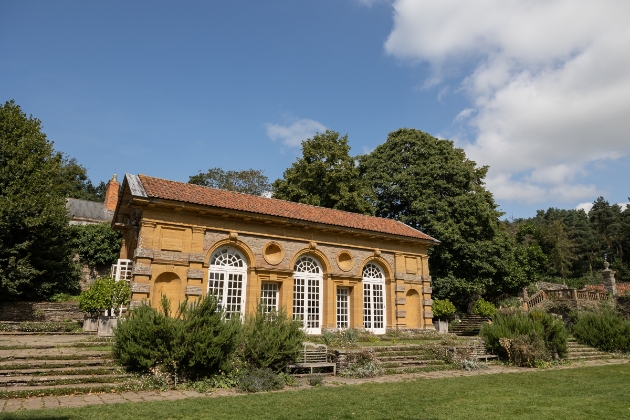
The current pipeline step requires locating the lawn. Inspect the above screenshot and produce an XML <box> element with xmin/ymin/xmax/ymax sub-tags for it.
<box><xmin>6</xmin><ymin>364</ymin><xmax>630</xmax><ymax>420</ymax></box>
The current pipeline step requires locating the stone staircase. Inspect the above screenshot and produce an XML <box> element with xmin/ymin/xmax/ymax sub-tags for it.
<box><xmin>450</xmin><ymin>315</ymin><xmax>490</xmax><ymax>336</ymax></box>
<box><xmin>0</xmin><ymin>332</ymin><xmax>137</xmax><ymax>398</ymax></box>
<box><xmin>566</xmin><ymin>338</ymin><xmax>614</xmax><ymax>361</ymax></box>
<box><xmin>370</xmin><ymin>345</ymin><xmax>449</xmax><ymax>374</ymax></box>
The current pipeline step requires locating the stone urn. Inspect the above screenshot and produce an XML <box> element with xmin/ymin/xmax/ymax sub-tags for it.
<box><xmin>82</xmin><ymin>315</ymin><xmax>99</xmax><ymax>332</ymax></box>
<box><xmin>434</xmin><ymin>319</ymin><xmax>449</xmax><ymax>334</ymax></box>
<box><xmin>97</xmin><ymin>315</ymin><xmax>118</xmax><ymax>337</ymax></box>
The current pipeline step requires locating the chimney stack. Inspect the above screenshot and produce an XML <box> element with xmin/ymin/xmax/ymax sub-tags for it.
<box><xmin>104</xmin><ymin>174</ymin><xmax>120</xmax><ymax>211</ymax></box>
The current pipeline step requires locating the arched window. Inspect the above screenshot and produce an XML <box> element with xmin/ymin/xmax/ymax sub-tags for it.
<box><xmin>208</xmin><ymin>247</ymin><xmax>247</xmax><ymax>318</ymax></box>
<box><xmin>293</xmin><ymin>256</ymin><xmax>323</xmax><ymax>334</ymax></box>
<box><xmin>362</xmin><ymin>262</ymin><xmax>386</xmax><ymax>334</ymax></box>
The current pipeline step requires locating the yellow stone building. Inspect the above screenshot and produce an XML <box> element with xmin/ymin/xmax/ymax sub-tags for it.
<box><xmin>112</xmin><ymin>174</ymin><xmax>439</xmax><ymax>333</ymax></box>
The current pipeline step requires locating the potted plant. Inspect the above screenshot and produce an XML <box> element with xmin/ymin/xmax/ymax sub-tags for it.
<box><xmin>78</xmin><ymin>277</ymin><xmax>131</xmax><ymax>335</ymax></box>
<box><xmin>97</xmin><ymin>278</ymin><xmax>132</xmax><ymax>337</ymax></box>
<box><xmin>78</xmin><ymin>278</ymin><xmax>109</xmax><ymax>332</ymax></box>
<box><xmin>432</xmin><ymin>299</ymin><xmax>456</xmax><ymax>333</ymax></box>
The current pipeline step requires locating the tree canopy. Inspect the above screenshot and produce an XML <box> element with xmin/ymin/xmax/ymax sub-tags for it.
<box><xmin>189</xmin><ymin>168</ymin><xmax>270</xmax><ymax>196</ymax></box>
<box><xmin>359</xmin><ymin>128</ymin><xmax>533</xmax><ymax>308</ymax></box>
<box><xmin>0</xmin><ymin>100</ymin><xmax>79</xmax><ymax>300</ymax></box>
<box><xmin>59</xmin><ymin>156</ymin><xmax>106</xmax><ymax>202</ymax></box>
<box><xmin>272</xmin><ymin>130</ymin><xmax>373</xmax><ymax>215</ymax></box>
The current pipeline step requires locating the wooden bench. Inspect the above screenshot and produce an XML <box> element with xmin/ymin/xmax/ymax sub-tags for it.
<box><xmin>287</xmin><ymin>342</ymin><xmax>336</xmax><ymax>376</ymax></box>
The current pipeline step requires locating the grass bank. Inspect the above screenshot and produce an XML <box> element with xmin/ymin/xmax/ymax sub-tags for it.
<box><xmin>5</xmin><ymin>364</ymin><xmax>630</xmax><ymax>419</ymax></box>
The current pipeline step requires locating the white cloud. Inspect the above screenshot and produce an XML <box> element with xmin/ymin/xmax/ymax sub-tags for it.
<box><xmin>265</xmin><ymin>118</ymin><xmax>327</xmax><ymax>147</ymax></box>
<box><xmin>384</xmin><ymin>0</ymin><xmax>630</xmax><ymax>204</ymax></box>
<box><xmin>575</xmin><ymin>202</ymin><xmax>593</xmax><ymax>213</ymax></box>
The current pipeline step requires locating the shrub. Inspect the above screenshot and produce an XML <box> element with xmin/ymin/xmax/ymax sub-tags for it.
<box><xmin>499</xmin><ymin>333</ymin><xmax>550</xmax><ymax>367</ymax></box>
<box><xmin>432</xmin><ymin>299</ymin><xmax>456</xmax><ymax>320</ymax></box>
<box><xmin>112</xmin><ymin>295</ymin><xmax>241</xmax><ymax>381</ymax></box>
<box><xmin>472</xmin><ymin>298</ymin><xmax>497</xmax><ymax>317</ymax></box>
<box><xmin>306</xmin><ymin>373</ymin><xmax>324</xmax><ymax>386</ymax></box>
<box><xmin>112</xmin><ymin>303</ymin><xmax>179</xmax><ymax>374</ymax></box>
<box><xmin>236</xmin><ymin>368</ymin><xmax>285</xmax><ymax>393</ymax></box>
<box><xmin>572</xmin><ymin>308</ymin><xmax>630</xmax><ymax>352</ymax></box>
<box><xmin>177</xmin><ymin>295</ymin><xmax>242</xmax><ymax>379</ymax></box>
<box><xmin>338</xmin><ymin>350</ymin><xmax>384</xmax><ymax>378</ymax></box>
<box><xmin>239</xmin><ymin>304</ymin><xmax>305</xmax><ymax>372</ymax></box>
<box><xmin>480</xmin><ymin>311</ymin><xmax>568</xmax><ymax>365</ymax></box>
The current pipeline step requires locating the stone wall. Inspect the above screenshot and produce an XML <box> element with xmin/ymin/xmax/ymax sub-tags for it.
<box><xmin>0</xmin><ymin>302</ymin><xmax>84</xmax><ymax>322</ymax></box>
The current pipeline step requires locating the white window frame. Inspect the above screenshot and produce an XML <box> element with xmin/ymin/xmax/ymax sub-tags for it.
<box><xmin>208</xmin><ymin>247</ymin><xmax>248</xmax><ymax>318</ymax></box>
<box><xmin>336</xmin><ymin>287</ymin><xmax>350</xmax><ymax>329</ymax></box>
<box><xmin>260</xmin><ymin>282</ymin><xmax>278</xmax><ymax>313</ymax></box>
<box><xmin>293</xmin><ymin>256</ymin><xmax>323</xmax><ymax>335</ymax></box>
<box><xmin>362</xmin><ymin>263</ymin><xmax>386</xmax><ymax>335</ymax></box>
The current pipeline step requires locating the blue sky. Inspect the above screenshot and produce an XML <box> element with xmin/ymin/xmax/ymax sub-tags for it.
<box><xmin>2</xmin><ymin>1</ymin><xmax>629</xmax><ymax>218</ymax></box>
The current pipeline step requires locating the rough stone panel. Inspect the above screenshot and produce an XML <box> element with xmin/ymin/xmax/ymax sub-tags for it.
<box><xmin>134</xmin><ymin>247</ymin><xmax>154</xmax><ymax>259</ymax></box>
<box><xmin>188</xmin><ymin>253</ymin><xmax>205</xmax><ymax>263</ymax></box>
<box><xmin>132</xmin><ymin>264</ymin><xmax>152</xmax><ymax>276</ymax></box>
<box><xmin>186</xmin><ymin>286</ymin><xmax>203</xmax><ymax>296</ymax></box>
<box><xmin>394</xmin><ymin>272</ymin><xmax>405</xmax><ymax>280</ymax></box>
<box><xmin>0</xmin><ymin>302</ymin><xmax>83</xmax><ymax>322</ymax></box>
<box><xmin>204</xmin><ymin>230</ymin><xmax>227</xmax><ymax>252</ymax></box>
<box><xmin>395</xmin><ymin>284</ymin><xmax>406</xmax><ymax>292</ymax></box>
<box><xmin>187</xmin><ymin>269</ymin><xmax>204</xmax><ymax>279</ymax></box>
<box><xmin>423</xmin><ymin>299</ymin><xmax>433</xmax><ymax>306</ymax></box>
<box><xmin>395</xmin><ymin>297</ymin><xmax>406</xmax><ymax>305</ymax></box>
<box><xmin>130</xmin><ymin>282</ymin><xmax>150</xmax><ymax>293</ymax></box>
<box><xmin>423</xmin><ymin>286</ymin><xmax>433</xmax><ymax>294</ymax></box>
<box><xmin>424</xmin><ymin>311</ymin><xmax>434</xmax><ymax>318</ymax></box>
<box><xmin>129</xmin><ymin>300</ymin><xmax>144</xmax><ymax>309</ymax></box>
<box><xmin>396</xmin><ymin>310</ymin><xmax>407</xmax><ymax>318</ymax></box>
<box><xmin>397</xmin><ymin>273</ymin><xmax>424</xmax><ymax>282</ymax></box>
<box><xmin>152</xmin><ymin>250</ymin><xmax>188</xmax><ymax>264</ymax></box>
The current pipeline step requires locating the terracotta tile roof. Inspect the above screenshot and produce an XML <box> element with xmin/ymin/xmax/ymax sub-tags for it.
<box><xmin>585</xmin><ymin>283</ymin><xmax>630</xmax><ymax>294</ymax></box>
<box><xmin>136</xmin><ymin>175</ymin><xmax>438</xmax><ymax>243</ymax></box>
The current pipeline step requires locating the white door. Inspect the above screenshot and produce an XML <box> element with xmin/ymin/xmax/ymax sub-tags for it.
<box><xmin>293</xmin><ymin>256</ymin><xmax>323</xmax><ymax>335</ymax></box>
<box><xmin>362</xmin><ymin>263</ymin><xmax>386</xmax><ymax>334</ymax></box>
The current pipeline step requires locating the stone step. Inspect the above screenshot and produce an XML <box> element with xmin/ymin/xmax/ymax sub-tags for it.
<box><xmin>0</xmin><ymin>382</ymin><xmax>122</xmax><ymax>395</ymax></box>
<box><xmin>376</xmin><ymin>355</ymin><xmax>436</xmax><ymax>362</ymax></box>
<box><xmin>0</xmin><ymin>365</ymin><xmax>118</xmax><ymax>376</ymax></box>
<box><xmin>0</xmin><ymin>358</ymin><xmax>111</xmax><ymax>369</ymax></box>
<box><xmin>0</xmin><ymin>373</ymin><xmax>129</xmax><ymax>387</ymax></box>
<box><xmin>370</xmin><ymin>345</ymin><xmax>427</xmax><ymax>352</ymax></box>
<box><xmin>380</xmin><ymin>360</ymin><xmax>445</xmax><ymax>368</ymax></box>
<box><xmin>0</xmin><ymin>351</ymin><xmax>111</xmax><ymax>361</ymax></box>
<box><xmin>567</xmin><ymin>354</ymin><xmax>614</xmax><ymax>361</ymax></box>
<box><xmin>383</xmin><ymin>364</ymin><xmax>451</xmax><ymax>375</ymax></box>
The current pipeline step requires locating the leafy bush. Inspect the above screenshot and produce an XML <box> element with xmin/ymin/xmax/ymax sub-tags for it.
<box><xmin>432</xmin><ymin>299</ymin><xmax>456</xmax><ymax>320</ymax></box>
<box><xmin>70</xmin><ymin>223</ymin><xmax>122</xmax><ymax>267</ymax></box>
<box><xmin>473</xmin><ymin>298</ymin><xmax>497</xmax><ymax>317</ymax></box>
<box><xmin>48</xmin><ymin>293</ymin><xmax>78</xmax><ymax>303</ymax></box>
<box><xmin>480</xmin><ymin>311</ymin><xmax>568</xmax><ymax>366</ymax></box>
<box><xmin>572</xmin><ymin>308</ymin><xmax>630</xmax><ymax>352</ymax></box>
<box><xmin>236</xmin><ymin>368</ymin><xmax>285</xmax><ymax>393</ymax></box>
<box><xmin>112</xmin><ymin>295</ymin><xmax>241</xmax><ymax>381</ymax></box>
<box><xmin>239</xmin><ymin>304</ymin><xmax>305</xmax><ymax>372</ymax></box>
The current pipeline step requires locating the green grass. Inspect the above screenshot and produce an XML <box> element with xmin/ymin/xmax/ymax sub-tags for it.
<box><xmin>4</xmin><ymin>364</ymin><xmax>630</xmax><ymax>419</ymax></box>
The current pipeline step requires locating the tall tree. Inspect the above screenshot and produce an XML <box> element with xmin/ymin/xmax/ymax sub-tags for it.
<box><xmin>0</xmin><ymin>100</ymin><xmax>79</xmax><ymax>300</ymax></box>
<box><xmin>189</xmin><ymin>168</ymin><xmax>270</xmax><ymax>196</ymax></box>
<box><xmin>359</xmin><ymin>128</ymin><xmax>525</xmax><ymax>309</ymax></box>
<box><xmin>59</xmin><ymin>156</ymin><xmax>106</xmax><ymax>202</ymax></box>
<box><xmin>272</xmin><ymin>130</ymin><xmax>373</xmax><ymax>215</ymax></box>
